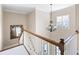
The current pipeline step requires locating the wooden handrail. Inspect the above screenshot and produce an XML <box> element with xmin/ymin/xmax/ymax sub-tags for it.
<box><xmin>20</xmin><ymin>29</ymin><xmax>79</xmax><ymax>55</ymax></box>
<box><xmin>23</xmin><ymin>29</ymin><xmax>59</xmax><ymax>46</ymax></box>
<box><xmin>22</xmin><ymin>28</ymin><xmax>65</xmax><ymax>55</ymax></box>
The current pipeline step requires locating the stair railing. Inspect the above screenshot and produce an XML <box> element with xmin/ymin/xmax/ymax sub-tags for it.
<box><xmin>20</xmin><ymin>28</ymin><xmax>64</xmax><ymax>55</ymax></box>
<box><xmin>19</xmin><ymin>30</ymin><xmax>38</xmax><ymax>55</ymax></box>
<box><xmin>64</xmin><ymin>30</ymin><xmax>79</xmax><ymax>55</ymax></box>
<box><xmin>64</xmin><ymin>30</ymin><xmax>79</xmax><ymax>45</ymax></box>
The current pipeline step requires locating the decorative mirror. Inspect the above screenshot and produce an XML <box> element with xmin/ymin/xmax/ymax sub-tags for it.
<box><xmin>10</xmin><ymin>25</ymin><xmax>23</xmax><ymax>39</ymax></box>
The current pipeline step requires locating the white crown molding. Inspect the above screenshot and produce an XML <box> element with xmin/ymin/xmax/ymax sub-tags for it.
<box><xmin>3</xmin><ymin>9</ymin><xmax>29</xmax><ymax>15</ymax></box>
<box><xmin>3</xmin><ymin>4</ymin><xmax>73</xmax><ymax>15</ymax></box>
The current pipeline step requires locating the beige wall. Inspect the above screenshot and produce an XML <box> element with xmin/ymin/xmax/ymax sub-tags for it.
<box><xmin>75</xmin><ymin>4</ymin><xmax>79</xmax><ymax>53</ymax></box>
<box><xmin>27</xmin><ymin>10</ymin><xmax>36</xmax><ymax>32</ymax></box>
<box><xmin>0</xmin><ymin>5</ymin><xmax>3</xmax><ymax>50</ymax></box>
<box><xmin>36</xmin><ymin>10</ymin><xmax>50</xmax><ymax>37</ymax></box>
<box><xmin>2</xmin><ymin>11</ymin><xmax>28</xmax><ymax>49</ymax></box>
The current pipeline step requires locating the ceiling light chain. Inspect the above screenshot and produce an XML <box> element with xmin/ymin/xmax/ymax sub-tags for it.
<box><xmin>47</xmin><ymin>4</ymin><xmax>57</xmax><ymax>32</ymax></box>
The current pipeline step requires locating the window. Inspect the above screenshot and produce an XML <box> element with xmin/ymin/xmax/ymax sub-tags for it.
<box><xmin>57</xmin><ymin>15</ymin><xmax>70</xmax><ymax>29</ymax></box>
<box><xmin>16</xmin><ymin>27</ymin><xmax>22</xmax><ymax>37</ymax></box>
<box><xmin>10</xmin><ymin>25</ymin><xmax>23</xmax><ymax>39</ymax></box>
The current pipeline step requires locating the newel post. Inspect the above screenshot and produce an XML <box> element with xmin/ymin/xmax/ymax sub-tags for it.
<box><xmin>58</xmin><ymin>39</ymin><xmax>64</xmax><ymax>55</ymax></box>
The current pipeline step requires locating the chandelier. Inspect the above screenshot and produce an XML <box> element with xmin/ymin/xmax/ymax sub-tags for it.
<box><xmin>47</xmin><ymin>4</ymin><xmax>57</xmax><ymax>32</ymax></box>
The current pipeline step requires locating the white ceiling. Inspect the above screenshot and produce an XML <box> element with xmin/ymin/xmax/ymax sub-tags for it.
<box><xmin>2</xmin><ymin>4</ymin><xmax>73</xmax><ymax>14</ymax></box>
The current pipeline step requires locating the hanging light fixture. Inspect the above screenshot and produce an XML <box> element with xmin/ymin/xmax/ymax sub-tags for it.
<box><xmin>47</xmin><ymin>4</ymin><xmax>57</xmax><ymax>32</ymax></box>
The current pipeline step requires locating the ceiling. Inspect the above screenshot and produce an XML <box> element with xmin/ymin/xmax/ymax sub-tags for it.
<box><xmin>2</xmin><ymin>4</ymin><xmax>73</xmax><ymax>14</ymax></box>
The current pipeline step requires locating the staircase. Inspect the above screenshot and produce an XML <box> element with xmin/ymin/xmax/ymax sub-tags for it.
<box><xmin>1</xmin><ymin>27</ymin><xmax>78</xmax><ymax>55</ymax></box>
<box><xmin>0</xmin><ymin>27</ymin><xmax>65</xmax><ymax>55</ymax></box>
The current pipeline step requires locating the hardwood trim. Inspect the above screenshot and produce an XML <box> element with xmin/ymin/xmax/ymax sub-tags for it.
<box><xmin>59</xmin><ymin>39</ymin><xmax>64</xmax><ymax>55</ymax></box>
<box><xmin>24</xmin><ymin>29</ymin><xmax>59</xmax><ymax>46</ymax></box>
